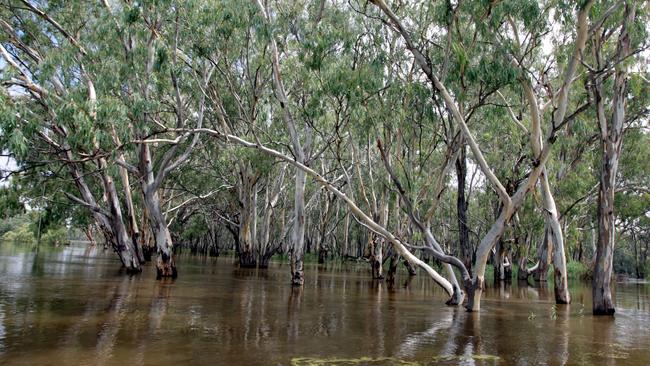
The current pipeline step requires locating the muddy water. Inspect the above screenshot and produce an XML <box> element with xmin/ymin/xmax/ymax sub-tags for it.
<box><xmin>0</xmin><ymin>243</ymin><xmax>649</xmax><ymax>365</ymax></box>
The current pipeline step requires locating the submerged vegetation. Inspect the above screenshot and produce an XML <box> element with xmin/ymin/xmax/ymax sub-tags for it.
<box><xmin>0</xmin><ymin>0</ymin><xmax>648</xmax><ymax>321</ymax></box>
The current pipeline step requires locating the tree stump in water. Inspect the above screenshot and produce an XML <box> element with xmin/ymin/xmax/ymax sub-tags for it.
<box><xmin>239</xmin><ymin>252</ymin><xmax>257</xmax><ymax>268</ymax></box>
<box><xmin>318</xmin><ymin>248</ymin><xmax>328</xmax><ymax>264</ymax></box>
<box><xmin>156</xmin><ymin>252</ymin><xmax>177</xmax><ymax>279</ymax></box>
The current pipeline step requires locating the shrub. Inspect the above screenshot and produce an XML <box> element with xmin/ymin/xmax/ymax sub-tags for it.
<box><xmin>0</xmin><ymin>214</ymin><xmax>33</xmax><ymax>237</ymax></box>
<box><xmin>566</xmin><ymin>261</ymin><xmax>590</xmax><ymax>280</ymax></box>
<box><xmin>1</xmin><ymin>222</ymin><xmax>36</xmax><ymax>245</ymax></box>
<box><xmin>40</xmin><ymin>227</ymin><xmax>70</xmax><ymax>247</ymax></box>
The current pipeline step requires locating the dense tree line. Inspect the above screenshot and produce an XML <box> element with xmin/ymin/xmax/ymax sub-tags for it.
<box><xmin>0</xmin><ymin>0</ymin><xmax>648</xmax><ymax>314</ymax></box>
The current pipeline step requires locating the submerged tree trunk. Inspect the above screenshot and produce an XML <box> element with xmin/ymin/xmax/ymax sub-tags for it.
<box><xmin>140</xmin><ymin>144</ymin><xmax>176</xmax><ymax>279</ymax></box>
<box><xmin>517</xmin><ymin>232</ymin><xmax>539</xmax><ymax>281</ymax></box>
<box><xmin>369</xmin><ymin>0</ymin><xmax>593</xmax><ymax>312</ymax></box>
<box><xmin>371</xmin><ymin>193</ymin><xmax>389</xmax><ymax>280</ymax></box>
<box><xmin>255</xmin><ymin>0</ymin><xmax>311</xmax><ymax>286</ymax></box>
<box><xmin>146</xmin><ymin>191</ymin><xmax>177</xmax><ymax>279</ymax></box>
<box><xmin>140</xmin><ymin>205</ymin><xmax>156</xmax><ymax>262</ymax></box>
<box><xmin>494</xmin><ymin>239</ymin><xmax>506</xmax><ymax>282</ymax></box>
<box><xmin>540</xmin><ymin>171</ymin><xmax>570</xmax><ymax>303</ymax></box>
<box><xmin>534</xmin><ymin>227</ymin><xmax>552</xmax><ymax>282</ymax></box>
<box><xmin>456</xmin><ymin>143</ymin><xmax>472</xmax><ymax>274</ymax></box>
<box><xmin>259</xmin><ymin>169</ymin><xmax>285</xmax><ymax>268</ymax></box>
<box><xmin>290</xmin><ymin>169</ymin><xmax>307</xmax><ymax>285</ymax></box>
<box><xmin>109</xmin><ymin>125</ymin><xmax>145</xmax><ymax>264</ymax></box>
<box><xmin>591</xmin><ymin>3</ymin><xmax>635</xmax><ymax>315</ymax></box>
<box><xmin>66</xmin><ymin>153</ymin><xmax>141</xmax><ymax>273</ymax></box>
<box><xmin>237</xmin><ymin>162</ymin><xmax>259</xmax><ymax>268</ymax></box>
<box><xmin>386</xmin><ymin>252</ymin><xmax>400</xmax><ymax>283</ymax></box>
<box><xmin>99</xmin><ymin>159</ymin><xmax>142</xmax><ymax>273</ymax></box>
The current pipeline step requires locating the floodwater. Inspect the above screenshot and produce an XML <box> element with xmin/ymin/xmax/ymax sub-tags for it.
<box><xmin>0</xmin><ymin>243</ymin><xmax>649</xmax><ymax>366</ymax></box>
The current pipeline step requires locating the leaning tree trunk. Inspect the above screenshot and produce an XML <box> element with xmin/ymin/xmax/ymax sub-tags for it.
<box><xmin>96</xmin><ymin>215</ymin><xmax>139</xmax><ymax>272</ymax></box>
<box><xmin>591</xmin><ymin>2</ymin><xmax>634</xmax><ymax>315</ymax></box>
<box><xmin>66</xmin><ymin>154</ymin><xmax>140</xmax><ymax>272</ymax></box>
<box><xmin>98</xmin><ymin>159</ymin><xmax>142</xmax><ymax>273</ymax></box>
<box><xmin>109</xmin><ymin>124</ymin><xmax>144</xmax><ymax>264</ymax></box>
<box><xmin>369</xmin><ymin>0</ymin><xmax>593</xmax><ymax>312</ymax></box>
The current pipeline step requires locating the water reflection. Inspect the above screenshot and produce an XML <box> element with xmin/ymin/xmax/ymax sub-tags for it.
<box><xmin>0</xmin><ymin>243</ymin><xmax>649</xmax><ymax>365</ymax></box>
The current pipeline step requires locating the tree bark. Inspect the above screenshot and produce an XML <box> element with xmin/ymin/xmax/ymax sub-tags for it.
<box><xmin>109</xmin><ymin>124</ymin><xmax>144</xmax><ymax>264</ymax></box>
<box><xmin>140</xmin><ymin>144</ymin><xmax>176</xmax><ymax>279</ymax></box>
<box><xmin>591</xmin><ymin>2</ymin><xmax>635</xmax><ymax>315</ymax></box>
<box><xmin>255</xmin><ymin>0</ymin><xmax>311</xmax><ymax>286</ymax></box>
<box><xmin>66</xmin><ymin>154</ymin><xmax>141</xmax><ymax>272</ymax></box>
<box><xmin>456</xmin><ymin>143</ymin><xmax>472</xmax><ymax>274</ymax></box>
<box><xmin>541</xmin><ymin>171</ymin><xmax>570</xmax><ymax>303</ymax></box>
<box><xmin>237</xmin><ymin>162</ymin><xmax>259</xmax><ymax>268</ymax></box>
<box><xmin>534</xmin><ymin>227</ymin><xmax>552</xmax><ymax>282</ymax></box>
<box><xmin>369</xmin><ymin>0</ymin><xmax>593</xmax><ymax>311</ymax></box>
<box><xmin>290</xmin><ymin>169</ymin><xmax>307</xmax><ymax>285</ymax></box>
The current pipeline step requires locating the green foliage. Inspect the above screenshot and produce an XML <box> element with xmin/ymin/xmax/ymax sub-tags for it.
<box><xmin>1</xmin><ymin>221</ymin><xmax>36</xmax><ymax>246</ymax></box>
<box><xmin>0</xmin><ymin>185</ymin><xmax>25</xmax><ymax>218</ymax></box>
<box><xmin>0</xmin><ymin>214</ymin><xmax>33</xmax><ymax>237</ymax></box>
<box><xmin>566</xmin><ymin>261</ymin><xmax>590</xmax><ymax>280</ymax></box>
<box><xmin>40</xmin><ymin>227</ymin><xmax>70</xmax><ymax>247</ymax></box>
<box><xmin>0</xmin><ymin>0</ymin><xmax>647</xmax><ymax>280</ymax></box>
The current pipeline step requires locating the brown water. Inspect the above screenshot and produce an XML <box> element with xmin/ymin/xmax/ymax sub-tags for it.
<box><xmin>0</xmin><ymin>243</ymin><xmax>649</xmax><ymax>366</ymax></box>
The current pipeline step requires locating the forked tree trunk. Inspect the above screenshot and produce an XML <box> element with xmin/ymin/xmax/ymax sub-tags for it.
<box><xmin>139</xmin><ymin>143</ymin><xmax>177</xmax><ymax>278</ymax></box>
<box><xmin>109</xmin><ymin>124</ymin><xmax>144</xmax><ymax>264</ymax></box>
<box><xmin>67</xmin><ymin>154</ymin><xmax>140</xmax><ymax>273</ymax></box>
<box><xmin>145</xmin><ymin>191</ymin><xmax>176</xmax><ymax>279</ymax></box>
<box><xmin>369</xmin><ymin>0</ymin><xmax>593</xmax><ymax>312</ymax></box>
<box><xmin>102</xmin><ymin>170</ymin><xmax>141</xmax><ymax>272</ymax></box>
<box><xmin>517</xmin><ymin>231</ymin><xmax>539</xmax><ymax>281</ymax></box>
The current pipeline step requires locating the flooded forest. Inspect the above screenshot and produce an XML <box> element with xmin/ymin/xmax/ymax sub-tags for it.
<box><xmin>0</xmin><ymin>0</ymin><xmax>649</xmax><ymax>365</ymax></box>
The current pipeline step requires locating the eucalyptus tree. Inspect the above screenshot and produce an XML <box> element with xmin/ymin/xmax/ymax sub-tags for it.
<box><xmin>252</xmin><ymin>0</ymin><xmax>392</xmax><ymax>283</ymax></box>
<box><xmin>253</xmin><ymin>0</ymin><xmax>314</xmax><ymax>286</ymax></box>
<box><xmin>0</xmin><ymin>0</ymin><xmax>143</xmax><ymax>271</ymax></box>
<box><xmin>584</xmin><ymin>0</ymin><xmax>648</xmax><ymax>315</ymax></box>
<box><xmin>97</xmin><ymin>0</ymin><xmax>224</xmax><ymax>277</ymax></box>
<box><xmin>365</xmin><ymin>0</ymin><xmax>600</xmax><ymax>310</ymax></box>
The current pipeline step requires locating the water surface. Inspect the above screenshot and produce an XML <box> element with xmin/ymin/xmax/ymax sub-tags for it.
<box><xmin>0</xmin><ymin>243</ymin><xmax>649</xmax><ymax>365</ymax></box>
